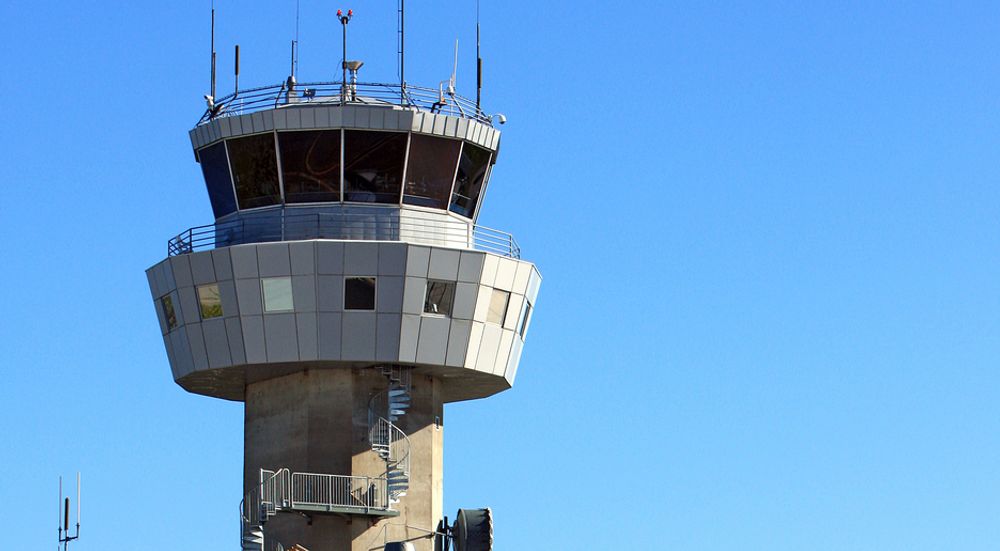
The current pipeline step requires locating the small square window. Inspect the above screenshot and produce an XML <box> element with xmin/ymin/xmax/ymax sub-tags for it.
<box><xmin>197</xmin><ymin>283</ymin><xmax>223</xmax><ymax>319</ymax></box>
<box><xmin>262</xmin><ymin>277</ymin><xmax>294</xmax><ymax>312</ymax></box>
<box><xmin>161</xmin><ymin>295</ymin><xmax>178</xmax><ymax>330</ymax></box>
<box><xmin>487</xmin><ymin>289</ymin><xmax>510</xmax><ymax>325</ymax></box>
<box><xmin>423</xmin><ymin>280</ymin><xmax>456</xmax><ymax>316</ymax></box>
<box><xmin>517</xmin><ymin>300</ymin><xmax>533</xmax><ymax>338</ymax></box>
<box><xmin>345</xmin><ymin>277</ymin><xmax>376</xmax><ymax>310</ymax></box>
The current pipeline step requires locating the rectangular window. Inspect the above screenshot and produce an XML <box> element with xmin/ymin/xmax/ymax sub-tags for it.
<box><xmin>517</xmin><ymin>300</ymin><xmax>533</xmax><ymax>338</ymax></box>
<box><xmin>161</xmin><ymin>295</ymin><xmax>178</xmax><ymax>330</ymax></box>
<box><xmin>487</xmin><ymin>289</ymin><xmax>510</xmax><ymax>325</ymax></box>
<box><xmin>197</xmin><ymin>283</ymin><xmax>223</xmax><ymax>319</ymax></box>
<box><xmin>262</xmin><ymin>277</ymin><xmax>294</xmax><ymax>312</ymax></box>
<box><xmin>345</xmin><ymin>277</ymin><xmax>377</xmax><ymax>310</ymax></box>
<box><xmin>423</xmin><ymin>280</ymin><xmax>456</xmax><ymax>316</ymax></box>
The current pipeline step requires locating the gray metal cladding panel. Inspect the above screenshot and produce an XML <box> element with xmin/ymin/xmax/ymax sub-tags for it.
<box><xmin>317</xmin><ymin>313</ymin><xmax>343</xmax><ymax>360</ymax></box>
<box><xmin>202</xmin><ymin>318</ymin><xmax>232</xmax><ymax>368</ymax></box>
<box><xmin>377</xmin><ymin>276</ymin><xmax>404</xmax><ymax>313</ymax></box>
<box><xmin>186</xmin><ymin>324</ymin><xmax>209</xmax><ymax>371</ymax></box>
<box><xmin>428</xmin><ymin>248</ymin><xmax>461</xmax><ymax>281</ymax></box>
<box><xmin>212</xmin><ymin>248</ymin><xmax>234</xmax><ymax>281</ymax></box>
<box><xmin>494</xmin><ymin>330</ymin><xmax>515</xmax><ymax>376</ymax></box>
<box><xmin>290</xmin><ymin>242</ymin><xmax>316</xmax><ymax>275</ymax></box>
<box><xmin>317</xmin><ymin>275</ymin><xmax>345</xmax><ymax>312</ymax></box>
<box><xmin>169</xmin><ymin>328</ymin><xmax>194</xmax><ymax>379</ymax></box>
<box><xmin>317</xmin><ymin>242</ymin><xmax>345</xmax><ymax>274</ymax></box>
<box><xmin>452</xmin><ymin>283</ymin><xmax>478</xmax><ymax>321</ymax></box>
<box><xmin>399</xmin><ymin>314</ymin><xmax>420</xmax><ymax>363</ymax></box>
<box><xmin>161</xmin><ymin>334</ymin><xmax>176</xmax><ymax>371</ymax></box>
<box><xmin>146</xmin><ymin>268</ymin><xmax>160</xmax><ymax>300</ymax></box>
<box><xmin>344</xmin><ymin>242</ymin><xmax>379</xmax><ymax>276</ymax></box>
<box><xmin>416</xmin><ymin>316</ymin><xmax>450</xmax><ymax>365</ymax></box>
<box><xmin>154</xmin><ymin>297</ymin><xmax>168</xmax><ymax>334</ymax></box>
<box><xmin>342</xmin><ymin>312</ymin><xmax>377</xmax><ymax>360</ymax></box>
<box><xmin>457</xmin><ymin>252</ymin><xmax>485</xmax><ymax>283</ymax></box>
<box><xmin>236</xmin><ymin>279</ymin><xmax>264</xmax><ymax>315</ymax></box>
<box><xmin>218</xmin><ymin>280</ymin><xmax>239</xmax><ymax>318</ymax></box>
<box><xmin>264</xmin><ymin>313</ymin><xmax>300</xmax><ymax>363</ymax></box>
<box><xmin>297</xmin><ymin>313</ymin><xmax>319</xmax><ymax>361</ymax></box>
<box><xmin>292</xmin><ymin>275</ymin><xmax>317</xmax><ymax>312</ymax></box>
<box><xmin>230</xmin><ymin>245</ymin><xmax>260</xmax><ymax>279</ymax></box>
<box><xmin>465</xmin><ymin>322</ymin><xmax>484</xmax><ymax>369</ymax></box>
<box><xmin>242</xmin><ymin>315</ymin><xmax>267</xmax><ymax>364</ymax></box>
<box><xmin>446</xmin><ymin>320</ymin><xmax>473</xmax><ymax>367</ymax></box>
<box><xmin>257</xmin><ymin>243</ymin><xmax>292</xmax><ymax>277</ymax></box>
<box><xmin>178</xmin><ymin>287</ymin><xmax>199</xmax><ymax>326</ymax></box>
<box><xmin>402</xmin><ymin>277</ymin><xmax>427</xmax><ymax>315</ymax></box>
<box><xmin>376</xmin><ymin>314</ymin><xmax>402</xmax><ymax>362</ymax></box>
<box><xmin>378</xmin><ymin>243</ymin><xmax>407</xmax><ymax>276</ymax></box>
<box><xmin>189</xmin><ymin>251</ymin><xmax>216</xmax><ymax>285</ymax></box>
<box><xmin>169</xmin><ymin>255</ymin><xmax>194</xmax><ymax>288</ymax></box>
<box><xmin>225</xmin><ymin>317</ymin><xmax>247</xmax><ymax>365</ymax></box>
<box><xmin>158</xmin><ymin>261</ymin><xmax>175</xmax><ymax>296</ymax></box>
<box><xmin>405</xmin><ymin>246</ymin><xmax>430</xmax><ymax>277</ymax></box>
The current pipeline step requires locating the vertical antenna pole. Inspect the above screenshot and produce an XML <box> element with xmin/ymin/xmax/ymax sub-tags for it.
<box><xmin>58</xmin><ymin>477</ymin><xmax>62</xmax><ymax>543</ymax></box>
<box><xmin>476</xmin><ymin>0</ymin><xmax>482</xmax><ymax>109</ymax></box>
<box><xmin>76</xmin><ymin>472</ymin><xmax>81</xmax><ymax>534</ymax></box>
<box><xmin>234</xmin><ymin>44</ymin><xmax>241</xmax><ymax>97</ymax></box>
<box><xmin>210</xmin><ymin>7</ymin><xmax>217</xmax><ymax>99</ymax></box>
<box><xmin>399</xmin><ymin>0</ymin><xmax>405</xmax><ymax>90</ymax></box>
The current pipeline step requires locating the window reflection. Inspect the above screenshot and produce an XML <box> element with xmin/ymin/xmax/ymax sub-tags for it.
<box><xmin>404</xmin><ymin>135</ymin><xmax>460</xmax><ymax>209</ymax></box>
<box><xmin>343</xmin><ymin>131</ymin><xmax>406</xmax><ymax>203</ymax></box>
<box><xmin>199</xmin><ymin>142</ymin><xmax>237</xmax><ymax>218</ymax></box>
<box><xmin>279</xmin><ymin>130</ymin><xmax>342</xmax><ymax>203</ymax></box>
<box><xmin>228</xmin><ymin>134</ymin><xmax>281</xmax><ymax>209</ymax></box>
<box><xmin>450</xmin><ymin>143</ymin><xmax>491</xmax><ymax>218</ymax></box>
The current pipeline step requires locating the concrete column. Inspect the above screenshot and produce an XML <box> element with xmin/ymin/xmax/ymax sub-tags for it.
<box><xmin>244</xmin><ymin>368</ymin><xmax>443</xmax><ymax>551</ymax></box>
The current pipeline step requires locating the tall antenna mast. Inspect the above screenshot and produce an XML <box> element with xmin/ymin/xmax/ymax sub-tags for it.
<box><xmin>210</xmin><ymin>4</ymin><xmax>217</xmax><ymax>100</ymax></box>
<box><xmin>57</xmin><ymin>473</ymin><xmax>81</xmax><ymax>551</ymax></box>
<box><xmin>398</xmin><ymin>0</ymin><xmax>405</xmax><ymax>89</ymax></box>
<box><xmin>292</xmin><ymin>0</ymin><xmax>300</xmax><ymax>79</ymax></box>
<box><xmin>476</xmin><ymin>0</ymin><xmax>482</xmax><ymax>109</ymax></box>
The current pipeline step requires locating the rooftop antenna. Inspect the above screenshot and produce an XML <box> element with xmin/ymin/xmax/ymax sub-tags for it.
<box><xmin>205</xmin><ymin>4</ymin><xmax>219</xmax><ymax>117</ymax></box>
<box><xmin>234</xmin><ymin>44</ymin><xmax>241</xmax><ymax>98</ymax></box>
<box><xmin>476</xmin><ymin>0</ymin><xmax>482</xmax><ymax>109</ymax></box>
<box><xmin>398</xmin><ymin>0</ymin><xmax>405</xmax><ymax>91</ymax></box>
<box><xmin>293</xmin><ymin>0</ymin><xmax>300</xmax><ymax>79</ymax></box>
<box><xmin>337</xmin><ymin>8</ymin><xmax>354</xmax><ymax>103</ymax></box>
<box><xmin>57</xmin><ymin>473</ymin><xmax>81</xmax><ymax>551</ymax></box>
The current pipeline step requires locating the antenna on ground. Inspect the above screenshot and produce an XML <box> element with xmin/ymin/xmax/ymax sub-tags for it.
<box><xmin>57</xmin><ymin>473</ymin><xmax>81</xmax><ymax>551</ymax></box>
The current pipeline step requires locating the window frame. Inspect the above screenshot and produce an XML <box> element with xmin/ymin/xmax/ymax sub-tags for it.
<box><xmin>196</xmin><ymin>283</ymin><xmax>224</xmax><ymax>320</ymax></box>
<box><xmin>161</xmin><ymin>294</ymin><xmax>178</xmax><ymax>331</ymax></box>
<box><xmin>423</xmin><ymin>280</ymin><xmax>457</xmax><ymax>317</ymax></box>
<box><xmin>344</xmin><ymin>276</ymin><xmax>378</xmax><ymax>311</ymax></box>
<box><xmin>486</xmin><ymin>288</ymin><xmax>510</xmax><ymax>326</ymax></box>
<box><xmin>261</xmin><ymin>276</ymin><xmax>295</xmax><ymax>313</ymax></box>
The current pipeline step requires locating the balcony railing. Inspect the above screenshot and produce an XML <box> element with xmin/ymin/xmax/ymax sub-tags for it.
<box><xmin>200</xmin><ymin>81</ymin><xmax>493</xmax><ymax>125</ymax></box>
<box><xmin>167</xmin><ymin>211</ymin><xmax>521</xmax><ymax>258</ymax></box>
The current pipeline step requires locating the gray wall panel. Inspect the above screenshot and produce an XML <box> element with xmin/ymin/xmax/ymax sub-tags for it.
<box><xmin>416</xmin><ymin>316</ymin><xmax>450</xmax><ymax>365</ymax></box>
<box><xmin>190</xmin><ymin>251</ymin><xmax>216</xmax><ymax>285</ymax></box>
<box><xmin>264</xmin><ymin>313</ymin><xmax>299</xmax><ymax>363</ymax></box>
<box><xmin>446</xmin><ymin>320</ymin><xmax>472</xmax><ymax>367</ymax></box>
<box><xmin>231</xmin><ymin>245</ymin><xmax>260</xmax><ymax>279</ymax></box>
<box><xmin>225</xmin><ymin>317</ymin><xmax>247</xmax><ymax>365</ymax></box>
<box><xmin>399</xmin><ymin>314</ymin><xmax>420</xmax><ymax>363</ymax></box>
<box><xmin>317</xmin><ymin>275</ymin><xmax>344</xmax><ymax>312</ymax></box>
<box><xmin>236</xmin><ymin>279</ymin><xmax>263</xmax><ymax>315</ymax></box>
<box><xmin>212</xmin><ymin>248</ymin><xmax>234</xmax><ymax>281</ymax></box>
<box><xmin>402</xmin><ymin>277</ymin><xmax>426</xmax><ymax>315</ymax></box>
<box><xmin>317</xmin><ymin>313</ymin><xmax>343</xmax><ymax>360</ymax></box>
<box><xmin>342</xmin><ymin>312</ymin><xmax>377</xmax><ymax>360</ymax></box>
<box><xmin>457</xmin><ymin>252</ymin><xmax>485</xmax><ymax>283</ymax></box>
<box><xmin>186</xmin><ymin>324</ymin><xmax>210</xmax><ymax>371</ymax></box>
<box><xmin>428</xmin><ymin>248</ymin><xmax>461</xmax><ymax>280</ymax></box>
<box><xmin>169</xmin><ymin>328</ymin><xmax>194</xmax><ymax>379</ymax></box>
<box><xmin>290</xmin><ymin>242</ymin><xmax>316</xmax><ymax>275</ymax></box>
<box><xmin>377</xmin><ymin>276</ymin><xmax>404</xmax><ymax>313</ymax></box>
<box><xmin>317</xmin><ymin>242</ymin><xmax>345</xmax><ymax>274</ymax></box>
<box><xmin>146</xmin><ymin>268</ymin><xmax>160</xmax><ymax>300</ymax></box>
<box><xmin>170</xmin><ymin>255</ymin><xmax>194</xmax><ymax>288</ymax></box>
<box><xmin>406</xmin><ymin>246</ymin><xmax>430</xmax><ymax>277</ymax></box>
<box><xmin>218</xmin><ymin>280</ymin><xmax>239</xmax><ymax>318</ymax></box>
<box><xmin>376</xmin><ymin>314</ymin><xmax>402</xmax><ymax>362</ymax></box>
<box><xmin>297</xmin><ymin>313</ymin><xmax>319</xmax><ymax>361</ymax></box>
<box><xmin>242</xmin><ymin>315</ymin><xmax>267</xmax><ymax>364</ymax></box>
<box><xmin>202</xmin><ymin>318</ymin><xmax>232</xmax><ymax>368</ymax></box>
<box><xmin>464</xmin><ymin>322</ymin><xmax>484</xmax><ymax>369</ymax></box>
<box><xmin>452</xmin><ymin>283</ymin><xmax>478</xmax><ymax>321</ymax></box>
<box><xmin>344</xmin><ymin>243</ymin><xmax>379</xmax><ymax>275</ymax></box>
<box><xmin>257</xmin><ymin>243</ymin><xmax>292</xmax><ymax>277</ymax></box>
<box><xmin>378</xmin><ymin>243</ymin><xmax>407</xmax><ymax>275</ymax></box>
<box><xmin>475</xmin><ymin>324</ymin><xmax>502</xmax><ymax>373</ymax></box>
<box><xmin>178</xmin><ymin>287</ymin><xmax>199</xmax><ymax>326</ymax></box>
<box><xmin>292</xmin><ymin>275</ymin><xmax>317</xmax><ymax>312</ymax></box>
<box><xmin>494</xmin><ymin>330</ymin><xmax>515</xmax><ymax>376</ymax></box>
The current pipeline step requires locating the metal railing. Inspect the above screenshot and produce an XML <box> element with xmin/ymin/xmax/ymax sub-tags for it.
<box><xmin>290</xmin><ymin>472</ymin><xmax>388</xmax><ymax>511</ymax></box>
<box><xmin>168</xmin><ymin>211</ymin><xmax>520</xmax><ymax>258</ymax></box>
<box><xmin>200</xmin><ymin>81</ymin><xmax>492</xmax><ymax>125</ymax></box>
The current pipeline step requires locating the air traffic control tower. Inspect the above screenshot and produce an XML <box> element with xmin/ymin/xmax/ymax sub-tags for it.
<box><xmin>144</xmin><ymin>13</ymin><xmax>539</xmax><ymax>551</ymax></box>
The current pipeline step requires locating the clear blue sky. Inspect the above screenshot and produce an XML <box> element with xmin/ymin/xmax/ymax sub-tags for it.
<box><xmin>2</xmin><ymin>1</ymin><xmax>999</xmax><ymax>549</ymax></box>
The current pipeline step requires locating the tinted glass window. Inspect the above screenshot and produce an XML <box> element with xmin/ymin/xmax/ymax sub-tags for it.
<box><xmin>517</xmin><ymin>301</ymin><xmax>533</xmax><ymax>338</ymax></box>
<box><xmin>262</xmin><ymin>277</ymin><xmax>294</xmax><ymax>312</ymax></box>
<box><xmin>423</xmin><ymin>280</ymin><xmax>456</xmax><ymax>316</ymax></box>
<box><xmin>343</xmin><ymin>131</ymin><xmax>406</xmax><ymax>203</ymax></box>
<box><xmin>279</xmin><ymin>130</ymin><xmax>341</xmax><ymax>203</ymax></box>
<box><xmin>450</xmin><ymin>143</ymin><xmax>491</xmax><ymax>217</ymax></box>
<box><xmin>199</xmin><ymin>142</ymin><xmax>237</xmax><ymax>218</ymax></box>
<box><xmin>403</xmin><ymin>135</ymin><xmax>460</xmax><ymax>209</ymax></box>
<box><xmin>161</xmin><ymin>295</ymin><xmax>178</xmax><ymax>330</ymax></box>
<box><xmin>487</xmin><ymin>289</ymin><xmax>509</xmax><ymax>325</ymax></box>
<box><xmin>197</xmin><ymin>284</ymin><xmax>223</xmax><ymax>319</ymax></box>
<box><xmin>228</xmin><ymin>133</ymin><xmax>281</xmax><ymax>209</ymax></box>
<box><xmin>345</xmin><ymin>277</ymin><xmax>376</xmax><ymax>310</ymax></box>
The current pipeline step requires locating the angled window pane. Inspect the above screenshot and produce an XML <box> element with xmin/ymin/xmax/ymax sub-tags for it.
<box><xmin>487</xmin><ymin>289</ymin><xmax>509</xmax><ymax>325</ymax></box>
<box><xmin>262</xmin><ymin>277</ymin><xmax>294</xmax><ymax>312</ymax></box>
<box><xmin>449</xmin><ymin>143</ymin><xmax>491</xmax><ymax>218</ymax></box>
<box><xmin>343</xmin><ymin>131</ymin><xmax>406</xmax><ymax>204</ymax></box>
<box><xmin>517</xmin><ymin>300</ymin><xmax>533</xmax><ymax>339</ymax></box>
<box><xmin>198</xmin><ymin>142</ymin><xmax>237</xmax><ymax>218</ymax></box>
<box><xmin>161</xmin><ymin>295</ymin><xmax>178</xmax><ymax>330</ymax></box>
<box><xmin>197</xmin><ymin>283</ymin><xmax>223</xmax><ymax>319</ymax></box>
<box><xmin>228</xmin><ymin>133</ymin><xmax>280</xmax><ymax>209</ymax></box>
<box><xmin>279</xmin><ymin>130</ymin><xmax>341</xmax><ymax>203</ymax></box>
<box><xmin>423</xmin><ymin>280</ymin><xmax>456</xmax><ymax>316</ymax></box>
<box><xmin>345</xmin><ymin>277</ymin><xmax>377</xmax><ymax>310</ymax></box>
<box><xmin>403</xmin><ymin>134</ymin><xmax>461</xmax><ymax>209</ymax></box>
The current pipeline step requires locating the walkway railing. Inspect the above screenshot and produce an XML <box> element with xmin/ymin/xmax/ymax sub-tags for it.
<box><xmin>200</xmin><ymin>81</ymin><xmax>492</xmax><ymax>125</ymax></box>
<box><xmin>168</xmin><ymin>212</ymin><xmax>521</xmax><ymax>258</ymax></box>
